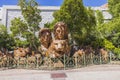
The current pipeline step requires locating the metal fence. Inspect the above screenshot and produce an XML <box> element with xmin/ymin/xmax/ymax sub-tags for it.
<box><xmin>0</xmin><ymin>53</ymin><xmax>117</xmax><ymax>70</ymax></box>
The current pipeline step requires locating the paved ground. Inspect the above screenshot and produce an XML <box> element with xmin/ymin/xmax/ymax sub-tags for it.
<box><xmin>0</xmin><ymin>64</ymin><xmax>120</xmax><ymax>80</ymax></box>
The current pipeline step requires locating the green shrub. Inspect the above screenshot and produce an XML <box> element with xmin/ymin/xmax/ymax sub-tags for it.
<box><xmin>113</xmin><ymin>48</ymin><xmax>120</xmax><ymax>59</ymax></box>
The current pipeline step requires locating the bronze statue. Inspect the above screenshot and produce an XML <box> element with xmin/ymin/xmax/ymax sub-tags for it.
<box><xmin>39</xmin><ymin>28</ymin><xmax>52</xmax><ymax>56</ymax></box>
<box><xmin>46</xmin><ymin>40</ymin><xmax>69</xmax><ymax>58</ymax></box>
<box><xmin>45</xmin><ymin>22</ymin><xmax>70</xmax><ymax>58</ymax></box>
<box><xmin>54</xmin><ymin>22</ymin><xmax>68</xmax><ymax>40</ymax></box>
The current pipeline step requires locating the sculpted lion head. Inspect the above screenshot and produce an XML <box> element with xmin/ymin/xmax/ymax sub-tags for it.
<box><xmin>14</xmin><ymin>48</ymin><xmax>28</xmax><ymax>57</ymax></box>
<box><xmin>51</xmin><ymin>40</ymin><xmax>67</xmax><ymax>52</ymax></box>
<box><xmin>39</xmin><ymin>28</ymin><xmax>52</xmax><ymax>49</ymax></box>
<box><xmin>54</xmin><ymin>22</ymin><xmax>68</xmax><ymax>40</ymax></box>
<box><xmin>46</xmin><ymin>40</ymin><xmax>70</xmax><ymax>58</ymax></box>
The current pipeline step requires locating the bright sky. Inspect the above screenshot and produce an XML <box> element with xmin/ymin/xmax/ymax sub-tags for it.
<box><xmin>0</xmin><ymin>0</ymin><xmax>107</xmax><ymax>7</ymax></box>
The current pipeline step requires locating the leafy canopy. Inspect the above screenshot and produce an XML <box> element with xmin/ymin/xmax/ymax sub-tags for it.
<box><xmin>0</xmin><ymin>24</ymin><xmax>15</xmax><ymax>50</ymax></box>
<box><xmin>10</xmin><ymin>0</ymin><xmax>42</xmax><ymax>50</ymax></box>
<box><xmin>53</xmin><ymin>0</ymin><xmax>96</xmax><ymax>45</ymax></box>
<box><xmin>108</xmin><ymin>0</ymin><xmax>120</xmax><ymax>18</ymax></box>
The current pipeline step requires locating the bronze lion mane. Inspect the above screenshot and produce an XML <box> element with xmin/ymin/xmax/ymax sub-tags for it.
<box><xmin>54</xmin><ymin>22</ymin><xmax>68</xmax><ymax>40</ymax></box>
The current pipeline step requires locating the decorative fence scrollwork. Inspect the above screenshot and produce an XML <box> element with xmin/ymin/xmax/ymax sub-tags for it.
<box><xmin>0</xmin><ymin>53</ymin><xmax>114</xmax><ymax>70</ymax></box>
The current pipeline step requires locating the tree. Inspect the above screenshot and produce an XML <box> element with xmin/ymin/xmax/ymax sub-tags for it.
<box><xmin>0</xmin><ymin>24</ymin><xmax>15</xmax><ymax>51</ymax></box>
<box><xmin>96</xmin><ymin>10</ymin><xmax>104</xmax><ymax>26</ymax></box>
<box><xmin>10</xmin><ymin>17</ymin><xmax>30</xmax><ymax>47</ymax></box>
<box><xmin>52</xmin><ymin>0</ymin><xmax>96</xmax><ymax>45</ymax></box>
<box><xmin>97</xmin><ymin>17</ymin><xmax>120</xmax><ymax>48</ymax></box>
<box><xmin>18</xmin><ymin>0</ymin><xmax>41</xmax><ymax>50</ymax></box>
<box><xmin>108</xmin><ymin>0</ymin><xmax>120</xmax><ymax>18</ymax></box>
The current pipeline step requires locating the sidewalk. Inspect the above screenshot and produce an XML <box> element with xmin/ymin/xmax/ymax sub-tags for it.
<box><xmin>0</xmin><ymin>64</ymin><xmax>120</xmax><ymax>80</ymax></box>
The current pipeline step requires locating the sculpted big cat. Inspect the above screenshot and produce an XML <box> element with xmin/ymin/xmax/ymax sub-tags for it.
<box><xmin>54</xmin><ymin>22</ymin><xmax>68</xmax><ymax>40</ymax></box>
<box><xmin>39</xmin><ymin>28</ymin><xmax>52</xmax><ymax>56</ymax></box>
<box><xmin>14</xmin><ymin>47</ymin><xmax>30</xmax><ymax>57</ymax></box>
<box><xmin>46</xmin><ymin>40</ymin><xmax>70</xmax><ymax>58</ymax></box>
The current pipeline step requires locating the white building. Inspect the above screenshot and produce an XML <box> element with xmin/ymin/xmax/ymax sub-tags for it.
<box><xmin>0</xmin><ymin>4</ymin><xmax>112</xmax><ymax>31</ymax></box>
<box><xmin>0</xmin><ymin>5</ymin><xmax>60</xmax><ymax>32</ymax></box>
<box><xmin>0</xmin><ymin>7</ymin><xmax>2</xmax><ymax>24</ymax></box>
<box><xmin>91</xmin><ymin>3</ymin><xmax>112</xmax><ymax>22</ymax></box>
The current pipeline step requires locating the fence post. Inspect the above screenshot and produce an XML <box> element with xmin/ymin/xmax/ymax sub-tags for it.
<box><xmin>7</xmin><ymin>56</ymin><xmax>9</xmax><ymax>67</ymax></box>
<box><xmin>50</xmin><ymin>57</ymin><xmax>52</xmax><ymax>70</ymax></box>
<box><xmin>64</xmin><ymin>54</ymin><xmax>66</xmax><ymax>70</ymax></box>
<box><xmin>26</xmin><ymin>55</ymin><xmax>28</xmax><ymax>68</ymax></box>
<box><xmin>99</xmin><ymin>53</ymin><xmax>102</xmax><ymax>64</ymax></box>
<box><xmin>36</xmin><ymin>57</ymin><xmax>38</xmax><ymax>68</ymax></box>
<box><xmin>90</xmin><ymin>53</ymin><xmax>93</xmax><ymax>65</ymax></box>
<box><xmin>83</xmin><ymin>53</ymin><xmax>86</xmax><ymax>66</ymax></box>
<box><xmin>109</xmin><ymin>51</ymin><xmax>112</xmax><ymax>63</ymax></box>
<box><xmin>17</xmin><ymin>57</ymin><xmax>20</xmax><ymax>68</ymax></box>
<box><xmin>76</xmin><ymin>57</ymin><xmax>78</xmax><ymax>68</ymax></box>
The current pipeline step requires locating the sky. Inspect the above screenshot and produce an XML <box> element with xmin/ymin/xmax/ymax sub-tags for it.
<box><xmin>0</xmin><ymin>0</ymin><xmax>107</xmax><ymax>7</ymax></box>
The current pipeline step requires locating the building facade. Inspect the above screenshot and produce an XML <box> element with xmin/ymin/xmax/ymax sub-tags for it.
<box><xmin>0</xmin><ymin>4</ymin><xmax>112</xmax><ymax>32</ymax></box>
<box><xmin>0</xmin><ymin>7</ymin><xmax>2</xmax><ymax>24</ymax></box>
<box><xmin>0</xmin><ymin>5</ymin><xmax>59</xmax><ymax>32</ymax></box>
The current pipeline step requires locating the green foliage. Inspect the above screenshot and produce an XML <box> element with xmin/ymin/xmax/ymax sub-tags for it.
<box><xmin>52</xmin><ymin>0</ymin><xmax>96</xmax><ymax>45</ymax></box>
<box><xmin>103</xmin><ymin>39</ymin><xmax>115</xmax><ymax>50</ymax></box>
<box><xmin>18</xmin><ymin>0</ymin><xmax>41</xmax><ymax>50</ymax></box>
<box><xmin>91</xmin><ymin>38</ymin><xmax>104</xmax><ymax>48</ymax></box>
<box><xmin>113</xmin><ymin>48</ymin><xmax>120</xmax><ymax>58</ymax></box>
<box><xmin>10</xmin><ymin>18</ymin><xmax>28</xmax><ymax>37</ymax></box>
<box><xmin>108</xmin><ymin>1</ymin><xmax>120</xmax><ymax>48</ymax></box>
<box><xmin>96</xmin><ymin>10</ymin><xmax>104</xmax><ymax>25</ymax></box>
<box><xmin>97</xmin><ymin>17</ymin><xmax>120</xmax><ymax>48</ymax></box>
<box><xmin>0</xmin><ymin>24</ymin><xmax>15</xmax><ymax>50</ymax></box>
<box><xmin>108</xmin><ymin>0</ymin><xmax>120</xmax><ymax>18</ymax></box>
<box><xmin>10</xmin><ymin>17</ymin><xmax>30</xmax><ymax>47</ymax></box>
<box><xmin>44</xmin><ymin>22</ymin><xmax>50</xmax><ymax>28</ymax></box>
<box><xmin>18</xmin><ymin>0</ymin><xmax>41</xmax><ymax>30</ymax></box>
<box><xmin>14</xmin><ymin>38</ymin><xmax>29</xmax><ymax>47</ymax></box>
<box><xmin>0</xmin><ymin>24</ymin><xmax>7</xmax><ymax>36</ymax></box>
